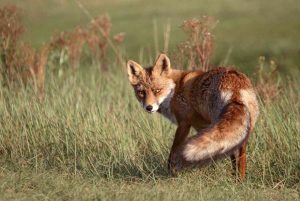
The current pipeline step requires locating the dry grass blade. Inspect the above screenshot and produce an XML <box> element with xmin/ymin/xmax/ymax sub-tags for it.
<box><xmin>172</xmin><ymin>16</ymin><xmax>217</xmax><ymax>71</ymax></box>
<box><xmin>0</xmin><ymin>4</ymin><xmax>49</xmax><ymax>100</ymax></box>
<box><xmin>50</xmin><ymin>13</ymin><xmax>125</xmax><ymax>72</ymax></box>
<box><xmin>75</xmin><ymin>0</ymin><xmax>124</xmax><ymax>67</ymax></box>
<box><xmin>87</xmin><ymin>14</ymin><xmax>111</xmax><ymax>71</ymax></box>
<box><xmin>255</xmin><ymin>56</ymin><xmax>282</xmax><ymax>103</ymax></box>
<box><xmin>0</xmin><ymin>5</ymin><xmax>25</xmax><ymax>85</ymax></box>
<box><xmin>34</xmin><ymin>44</ymin><xmax>49</xmax><ymax>100</ymax></box>
<box><xmin>50</xmin><ymin>27</ymin><xmax>86</xmax><ymax>71</ymax></box>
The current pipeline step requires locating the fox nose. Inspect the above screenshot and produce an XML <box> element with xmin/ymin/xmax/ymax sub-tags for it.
<box><xmin>145</xmin><ymin>105</ymin><xmax>153</xmax><ymax>112</ymax></box>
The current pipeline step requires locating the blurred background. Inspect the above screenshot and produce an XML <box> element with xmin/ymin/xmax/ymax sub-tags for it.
<box><xmin>1</xmin><ymin>0</ymin><xmax>300</xmax><ymax>72</ymax></box>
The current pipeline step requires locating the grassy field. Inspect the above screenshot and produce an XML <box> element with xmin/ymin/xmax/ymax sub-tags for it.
<box><xmin>0</xmin><ymin>0</ymin><xmax>300</xmax><ymax>200</ymax></box>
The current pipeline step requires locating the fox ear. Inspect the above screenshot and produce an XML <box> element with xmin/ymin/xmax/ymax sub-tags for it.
<box><xmin>127</xmin><ymin>60</ymin><xmax>145</xmax><ymax>85</ymax></box>
<box><xmin>153</xmin><ymin>53</ymin><xmax>171</xmax><ymax>76</ymax></box>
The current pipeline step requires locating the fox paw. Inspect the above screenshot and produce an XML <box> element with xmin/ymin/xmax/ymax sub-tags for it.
<box><xmin>168</xmin><ymin>154</ymin><xmax>183</xmax><ymax>177</ymax></box>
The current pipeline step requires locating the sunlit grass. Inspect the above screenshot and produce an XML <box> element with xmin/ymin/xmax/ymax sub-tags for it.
<box><xmin>0</xmin><ymin>66</ymin><xmax>299</xmax><ymax>200</ymax></box>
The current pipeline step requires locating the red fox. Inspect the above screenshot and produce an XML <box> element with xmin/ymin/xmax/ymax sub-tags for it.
<box><xmin>127</xmin><ymin>53</ymin><xmax>259</xmax><ymax>179</ymax></box>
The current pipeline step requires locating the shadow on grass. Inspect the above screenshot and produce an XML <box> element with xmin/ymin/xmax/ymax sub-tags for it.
<box><xmin>100</xmin><ymin>153</ymin><xmax>170</xmax><ymax>180</ymax></box>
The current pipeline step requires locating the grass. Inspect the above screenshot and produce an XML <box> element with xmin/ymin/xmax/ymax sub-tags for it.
<box><xmin>0</xmin><ymin>66</ymin><xmax>299</xmax><ymax>200</ymax></box>
<box><xmin>0</xmin><ymin>0</ymin><xmax>300</xmax><ymax>200</ymax></box>
<box><xmin>0</xmin><ymin>170</ymin><xmax>298</xmax><ymax>201</ymax></box>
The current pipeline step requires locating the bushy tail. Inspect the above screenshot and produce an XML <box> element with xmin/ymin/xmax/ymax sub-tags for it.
<box><xmin>182</xmin><ymin>102</ymin><xmax>250</xmax><ymax>163</ymax></box>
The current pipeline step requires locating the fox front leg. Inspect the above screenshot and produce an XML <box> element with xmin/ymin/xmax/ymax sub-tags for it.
<box><xmin>168</xmin><ymin>123</ymin><xmax>191</xmax><ymax>176</ymax></box>
<box><xmin>168</xmin><ymin>153</ymin><xmax>178</xmax><ymax>176</ymax></box>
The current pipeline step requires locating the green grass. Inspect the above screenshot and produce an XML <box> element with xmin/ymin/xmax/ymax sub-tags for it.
<box><xmin>0</xmin><ymin>66</ymin><xmax>299</xmax><ymax>200</ymax></box>
<box><xmin>0</xmin><ymin>0</ymin><xmax>300</xmax><ymax>200</ymax></box>
<box><xmin>0</xmin><ymin>170</ymin><xmax>299</xmax><ymax>201</ymax></box>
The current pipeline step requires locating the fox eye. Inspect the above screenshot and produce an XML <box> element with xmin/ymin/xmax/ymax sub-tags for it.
<box><xmin>153</xmin><ymin>89</ymin><xmax>161</xmax><ymax>94</ymax></box>
<box><xmin>137</xmin><ymin>90</ymin><xmax>144</xmax><ymax>97</ymax></box>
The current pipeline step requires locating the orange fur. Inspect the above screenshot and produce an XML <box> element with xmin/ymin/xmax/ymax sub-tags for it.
<box><xmin>127</xmin><ymin>54</ymin><xmax>259</xmax><ymax>179</ymax></box>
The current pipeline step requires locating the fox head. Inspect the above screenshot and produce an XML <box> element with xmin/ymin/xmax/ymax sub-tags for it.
<box><xmin>127</xmin><ymin>54</ymin><xmax>175</xmax><ymax>113</ymax></box>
